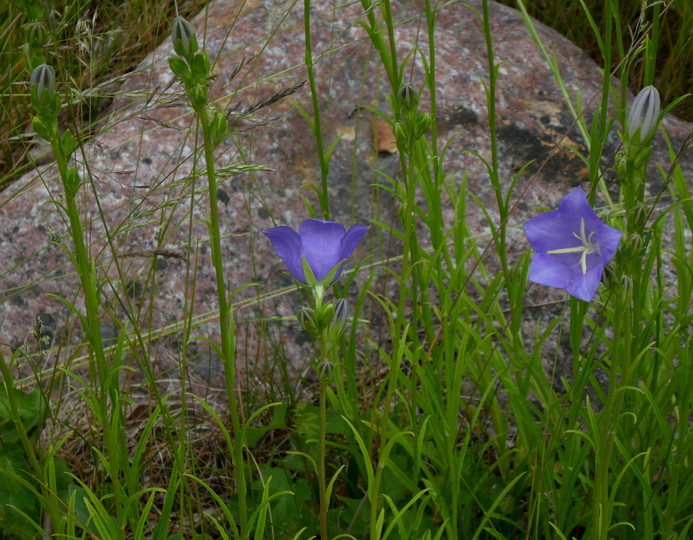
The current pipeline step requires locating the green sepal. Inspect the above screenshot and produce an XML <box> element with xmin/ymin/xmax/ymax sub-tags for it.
<box><xmin>44</xmin><ymin>94</ymin><xmax>61</xmax><ymax>118</ymax></box>
<box><xmin>414</xmin><ymin>112</ymin><xmax>432</xmax><ymax>140</ymax></box>
<box><xmin>64</xmin><ymin>166</ymin><xmax>81</xmax><ymax>198</ymax></box>
<box><xmin>60</xmin><ymin>129</ymin><xmax>77</xmax><ymax>158</ymax></box>
<box><xmin>189</xmin><ymin>85</ymin><xmax>208</xmax><ymax>110</ymax></box>
<box><xmin>315</xmin><ymin>302</ymin><xmax>336</xmax><ymax>331</ymax></box>
<box><xmin>630</xmin><ymin>144</ymin><xmax>653</xmax><ymax>170</ymax></box>
<box><xmin>31</xmin><ymin>114</ymin><xmax>55</xmax><ymax>141</ymax></box>
<box><xmin>23</xmin><ymin>43</ymin><xmax>45</xmax><ymax>73</ymax></box>
<box><xmin>393</xmin><ymin>121</ymin><xmax>408</xmax><ymax>149</ymax></box>
<box><xmin>168</xmin><ymin>56</ymin><xmax>191</xmax><ymax>84</ymax></box>
<box><xmin>319</xmin><ymin>260</ymin><xmax>344</xmax><ymax>287</ymax></box>
<box><xmin>209</xmin><ymin>108</ymin><xmax>229</xmax><ymax>147</ymax></box>
<box><xmin>301</xmin><ymin>256</ymin><xmax>319</xmax><ymax>288</ymax></box>
<box><xmin>189</xmin><ymin>52</ymin><xmax>211</xmax><ymax>83</ymax></box>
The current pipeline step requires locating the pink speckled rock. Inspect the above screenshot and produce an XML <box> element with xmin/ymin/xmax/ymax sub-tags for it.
<box><xmin>1</xmin><ymin>0</ymin><xmax>690</xmax><ymax>388</ymax></box>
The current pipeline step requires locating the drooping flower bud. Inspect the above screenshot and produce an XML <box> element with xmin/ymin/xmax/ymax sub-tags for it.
<box><xmin>414</xmin><ymin>112</ymin><xmax>433</xmax><ymax>140</ymax></box>
<box><xmin>392</xmin><ymin>121</ymin><xmax>408</xmax><ymax>149</ymax></box>
<box><xmin>626</xmin><ymin>86</ymin><xmax>661</xmax><ymax>145</ymax></box>
<box><xmin>624</xmin><ymin>232</ymin><xmax>644</xmax><ymax>259</ymax></box>
<box><xmin>30</xmin><ymin>63</ymin><xmax>56</xmax><ymax>111</ymax></box>
<box><xmin>298</xmin><ymin>305</ymin><xmax>317</xmax><ymax>336</ymax></box>
<box><xmin>621</xmin><ymin>274</ymin><xmax>633</xmax><ymax>298</ymax></box>
<box><xmin>629</xmin><ymin>203</ymin><xmax>650</xmax><ymax>232</ymax></box>
<box><xmin>397</xmin><ymin>82</ymin><xmax>418</xmax><ymax>112</ymax></box>
<box><xmin>172</xmin><ymin>17</ymin><xmax>198</xmax><ymax>60</ymax></box>
<box><xmin>331</xmin><ymin>298</ymin><xmax>349</xmax><ymax>336</ymax></box>
<box><xmin>602</xmin><ymin>258</ymin><xmax>619</xmax><ymax>288</ymax></box>
<box><xmin>26</xmin><ymin>21</ymin><xmax>49</xmax><ymax>50</ymax></box>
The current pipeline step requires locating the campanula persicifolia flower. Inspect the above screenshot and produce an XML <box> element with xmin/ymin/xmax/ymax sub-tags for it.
<box><xmin>264</xmin><ymin>219</ymin><xmax>369</xmax><ymax>285</ymax></box>
<box><xmin>30</xmin><ymin>63</ymin><xmax>55</xmax><ymax>110</ymax></box>
<box><xmin>171</xmin><ymin>17</ymin><xmax>198</xmax><ymax>60</ymax></box>
<box><xmin>523</xmin><ymin>189</ymin><xmax>622</xmax><ymax>302</ymax></box>
<box><xmin>626</xmin><ymin>86</ymin><xmax>661</xmax><ymax>145</ymax></box>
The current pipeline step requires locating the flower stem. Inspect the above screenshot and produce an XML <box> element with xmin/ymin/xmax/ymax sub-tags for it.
<box><xmin>197</xmin><ymin>105</ymin><xmax>248</xmax><ymax>534</ymax></box>
<box><xmin>50</xmin><ymin>136</ymin><xmax>128</xmax><ymax>534</ymax></box>
<box><xmin>318</xmin><ymin>375</ymin><xmax>329</xmax><ymax>540</ymax></box>
<box><xmin>303</xmin><ymin>0</ymin><xmax>330</xmax><ymax>219</ymax></box>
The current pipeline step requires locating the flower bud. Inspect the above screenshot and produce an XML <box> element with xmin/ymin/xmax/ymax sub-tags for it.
<box><xmin>210</xmin><ymin>107</ymin><xmax>229</xmax><ymax>147</ymax></box>
<box><xmin>397</xmin><ymin>201</ymin><xmax>412</xmax><ymax>225</ymax></box>
<box><xmin>614</xmin><ymin>149</ymin><xmax>627</xmax><ymax>179</ymax></box>
<box><xmin>172</xmin><ymin>17</ymin><xmax>198</xmax><ymax>59</ymax></box>
<box><xmin>629</xmin><ymin>203</ymin><xmax>650</xmax><ymax>232</ymax></box>
<box><xmin>25</xmin><ymin>21</ymin><xmax>49</xmax><ymax>50</ymax></box>
<box><xmin>625</xmin><ymin>232</ymin><xmax>644</xmax><ymax>258</ymax></box>
<box><xmin>392</xmin><ymin>121</ymin><xmax>408</xmax><ymax>149</ymax></box>
<box><xmin>317</xmin><ymin>357</ymin><xmax>333</xmax><ymax>378</ymax></box>
<box><xmin>189</xmin><ymin>85</ymin><xmax>208</xmax><ymax>110</ymax></box>
<box><xmin>331</xmin><ymin>298</ymin><xmax>349</xmax><ymax>335</ymax></box>
<box><xmin>64</xmin><ymin>166</ymin><xmax>81</xmax><ymax>199</ymax></box>
<box><xmin>30</xmin><ymin>63</ymin><xmax>55</xmax><ymax>110</ymax></box>
<box><xmin>414</xmin><ymin>112</ymin><xmax>432</xmax><ymax>140</ymax></box>
<box><xmin>397</xmin><ymin>82</ymin><xmax>418</xmax><ymax>112</ymax></box>
<box><xmin>319</xmin><ymin>302</ymin><xmax>336</xmax><ymax>330</ymax></box>
<box><xmin>298</xmin><ymin>306</ymin><xmax>317</xmax><ymax>336</ymax></box>
<box><xmin>602</xmin><ymin>259</ymin><xmax>619</xmax><ymax>288</ymax></box>
<box><xmin>626</xmin><ymin>86</ymin><xmax>660</xmax><ymax>145</ymax></box>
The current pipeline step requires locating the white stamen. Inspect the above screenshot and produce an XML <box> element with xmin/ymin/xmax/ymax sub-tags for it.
<box><xmin>546</xmin><ymin>218</ymin><xmax>600</xmax><ymax>275</ymax></box>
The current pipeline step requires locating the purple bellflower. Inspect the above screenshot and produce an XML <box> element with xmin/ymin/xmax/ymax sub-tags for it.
<box><xmin>523</xmin><ymin>189</ymin><xmax>622</xmax><ymax>302</ymax></box>
<box><xmin>264</xmin><ymin>219</ymin><xmax>369</xmax><ymax>285</ymax></box>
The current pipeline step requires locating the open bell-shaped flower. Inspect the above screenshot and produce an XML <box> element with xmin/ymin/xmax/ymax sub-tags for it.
<box><xmin>264</xmin><ymin>219</ymin><xmax>369</xmax><ymax>285</ymax></box>
<box><xmin>523</xmin><ymin>188</ymin><xmax>622</xmax><ymax>302</ymax></box>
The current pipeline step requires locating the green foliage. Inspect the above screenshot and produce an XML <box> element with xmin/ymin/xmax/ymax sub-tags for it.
<box><xmin>1</xmin><ymin>0</ymin><xmax>691</xmax><ymax>538</ymax></box>
<box><xmin>0</xmin><ymin>386</ymin><xmax>44</xmax><ymax>539</ymax></box>
<box><xmin>0</xmin><ymin>386</ymin><xmax>46</xmax><ymax>443</ymax></box>
<box><xmin>498</xmin><ymin>0</ymin><xmax>693</xmax><ymax>121</ymax></box>
<box><xmin>0</xmin><ymin>445</ymin><xmax>41</xmax><ymax>539</ymax></box>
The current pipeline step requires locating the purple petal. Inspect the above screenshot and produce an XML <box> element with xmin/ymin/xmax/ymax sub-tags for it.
<box><xmin>525</xmin><ymin>189</ymin><xmax>599</xmax><ymax>252</ymax></box>
<box><xmin>330</xmin><ymin>224</ymin><xmax>369</xmax><ymax>281</ymax></box>
<box><xmin>528</xmin><ymin>253</ymin><xmax>582</xmax><ymax>289</ymax></box>
<box><xmin>597</xmin><ymin>222</ymin><xmax>622</xmax><ymax>263</ymax></box>
<box><xmin>523</xmin><ymin>188</ymin><xmax>621</xmax><ymax>302</ymax></box>
<box><xmin>523</xmin><ymin>209</ymin><xmax>582</xmax><ymax>253</ymax></box>
<box><xmin>264</xmin><ymin>226</ymin><xmax>305</xmax><ymax>282</ymax></box>
<box><xmin>557</xmin><ymin>188</ymin><xmax>598</xmax><ymax>219</ymax></box>
<box><xmin>565</xmin><ymin>265</ymin><xmax>603</xmax><ymax>302</ymax></box>
<box><xmin>529</xmin><ymin>253</ymin><xmax>603</xmax><ymax>301</ymax></box>
<box><xmin>340</xmin><ymin>224</ymin><xmax>370</xmax><ymax>260</ymax></box>
<box><xmin>299</xmin><ymin>219</ymin><xmax>347</xmax><ymax>282</ymax></box>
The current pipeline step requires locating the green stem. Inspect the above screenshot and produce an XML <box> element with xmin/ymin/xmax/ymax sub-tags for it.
<box><xmin>197</xmin><ymin>105</ymin><xmax>248</xmax><ymax>534</ymax></box>
<box><xmin>318</xmin><ymin>377</ymin><xmax>329</xmax><ymax>540</ymax></box>
<box><xmin>50</xmin><ymin>138</ymin><xmax>126</xmax><ymax>534</ymax></box>
<box><xmin>593</xmin><ymin>290</ymin><xmax>629</xmax><ymax>538</ymax></box>
<box><xmin>304</xmin><ymin>0</ymin><xmax>330</xmax><ymax>219</ymax></box>
<box><xmin>370</xmin><ymin>337</ymin><xmax>402</xmax><ymax>539</ymax></box>
<box><xmin>481</xmin><ymin>0</ymin><xmax>507</xmax><ymax>278</ymax></box>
